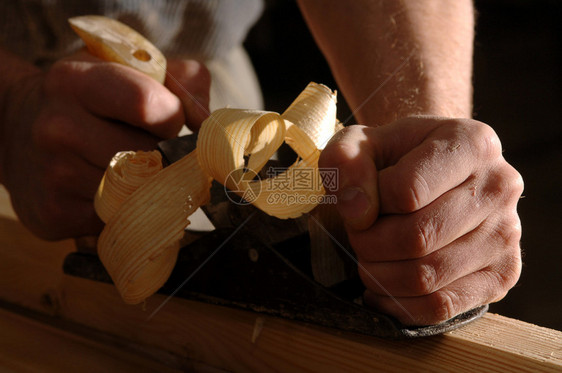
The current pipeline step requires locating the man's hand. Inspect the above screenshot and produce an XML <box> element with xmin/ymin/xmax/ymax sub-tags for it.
<box><xmin>320</xmin><ymin>117</ymin><xmax>523</xmax><ymax>325</ymax></box>
<box><xmin>0</xmin><ymin>51</ymin><xmax>210</xmax><ymax>240</ymax></box>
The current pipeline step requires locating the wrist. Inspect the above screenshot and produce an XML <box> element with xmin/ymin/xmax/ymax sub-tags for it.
<box><xmin>359</xmin><ymin>64</ymin><xmax>473</xmax><ymax>126</ymax></box>
<box><xmin>348</xmin><ymin>41</ymin><xmax>474</xmax><ymax>126</ymax></box>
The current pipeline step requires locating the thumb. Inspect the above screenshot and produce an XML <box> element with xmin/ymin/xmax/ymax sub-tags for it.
<box><xmin>165</xmin><ymin>59</ymin><xmax>211</xmax><ymax>131</ymax></box>
<box><xmin>319</xmin><ymin>125</ymin><xmax>379</xmax><ymax>231</ymax></box>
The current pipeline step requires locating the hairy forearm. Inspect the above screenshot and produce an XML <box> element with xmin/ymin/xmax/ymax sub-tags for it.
<box><xmin>298</xmin><ymin>0</ymin><xmax>475</xmax><ymax>125</ymax></box>
<box><xmin>0</xmin><ymin>48</ymin><xmax>40</xmax><ymax>183</ymax></box>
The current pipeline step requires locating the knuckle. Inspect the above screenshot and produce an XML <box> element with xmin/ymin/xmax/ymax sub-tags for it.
<box><xmin>428</xmin><ymin>289</ymin><xmax>459</xmax><ymax>324</ymax></box>
<box><xmin>405</xmin><ymin>219</ymin><xmax>434</xmax><ymax>257</ymax></box>
<box><xmin>490</xmin><ymin>288</ymin><xmax>510</xmax><ymax>304</ymax></box>
<box><xmin>180</xmin><ymin>60</ymin><xmax>212</xmax><ymax>91</ymax></box>
<box><xmin>388</xmin><ymin>169</ymin><xmax>429</xmax><ymax>213</ymax></box>
<box><xmin>513</xmin><ymin>171</ymin><xmax>525</xmax><ymax>199</ymax></box>
<box><xmin>484</xmin><ymin>164</ymin><xmax>524</xmax><ymax>206</ymax></box>
<box><xmin>134</xmin><ymin>85</ymin><xmax>180</xmax><ymax>131</ymax></box>
<box><xmin>503</xmin><ymin>214</ymin><xmax>523</xmax><ymax>248</ymax></box>
<box><xmin>319</xmin><ymin>140</ymin><xmax>354</xmax><ymax>170</ymax></box>
<box><xmin>503</xmin><ymin>164</ymin><xmax>525</xmax><ymax>202</ymax></box>
<box><xmin>482</xmin><ymin>222</ymin><xmax>522</xmax><ymax>303</ymax></box>
<box><xmin>321</xmin><ymin>125</ymin><xmax>368</xmax><ymax>166</ymax></box>
<box><xmin>488</xmin><ymin>214</ymin><xmax>522</xmax><ymax>256</ymax></box>
<box><xmin>128</xmin><ymin>83</ymin><xmax>155</xmax><ymax>124</ymax></box>
<box><xmin>410</xmin><ymin>262</ymin><xmax>438</xmax><ymax>295</ymax></box>
<box><xmin>485</xmin><ymin>271</ymin><xmax>515</xmax><ymax>305</ymax></box>
<box><xmin>506</xmin><ymin>256</ymin><xmax>523</xmax><ymax>289</ymax></box>
<box><xmin>32</xmin><ymin>113</ymin><xmax>73</xmax><ymax>151</ymax></box>
<box><xmin>465</xmin><ymin>120</ymin><xmax>502</xmax><ymax>160</ymax></box>
<box><xmin>408</xmin><ymin>171</ymin><xmax>429</xmax><ymax>212</ymax></box>
<box><xmin>93</xmin><ymin>62</ymin><xmax>162</xmax><ymax>126</ymax></box>
<box><xmin>496</xmin><ymin>246</ymin><xmax>523</xmax><ymax>291</ymax></box>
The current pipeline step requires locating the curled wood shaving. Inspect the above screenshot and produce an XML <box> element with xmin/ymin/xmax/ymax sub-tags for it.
<box><xmin>97</xmin><ymin>150</ymin><xmax>212</xmax><ymax>304</ymax></box>
<box><xmin>95</xmin><ymin>83</ymin><xmax>339</xmax><ymax>304</ymax></box>
<box><xmin>94</xmin><ymin>151</ymin><xmax>163</xmax><ymax>224</ymax></box>
<box><xmin>71</xmin><ymin>16</ymin><xmax>343</xmax><ymax>304</ymax></box>
<box><xmin>68</xmin><ymin>15</ymin><xmax>167</xmax><ymax>83</ymax></box>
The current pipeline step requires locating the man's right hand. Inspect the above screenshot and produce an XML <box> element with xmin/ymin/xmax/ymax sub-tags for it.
<box><xmin>0</xmin><ymin>51</ymin><xmax>210</xmax><ymax>240</ymax></box>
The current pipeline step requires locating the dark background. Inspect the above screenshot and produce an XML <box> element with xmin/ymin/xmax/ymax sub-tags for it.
<box><xmin>244</xmin><ymin>0</ymin><xmax>562</xmax><ymax>331</ymax></box>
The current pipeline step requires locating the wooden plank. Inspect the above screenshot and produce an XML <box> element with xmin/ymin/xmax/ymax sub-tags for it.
<box><xmin>56</xmin><ymin>277</ymin><xmax>562</xmax><ymax>373</ymax></box>
<box><xmin>0</xmin><ymin>201</ymin><xmax>561</xmax><ymax>372</ymax></box>
<box><xmin>0</xmin><ymin>307</ymin><xmax>181</xmax><ymax>372</ymax></box>
<box><xmin>448</xmin><ymin>314</ymin><xmax>562</xmax><ymax>371</ymax></box>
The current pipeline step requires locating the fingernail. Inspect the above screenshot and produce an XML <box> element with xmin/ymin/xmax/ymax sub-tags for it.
<box><xmin>337</xmin><ymin>187</ymin><xmax>370</xmax><ymax>220</ymax></box>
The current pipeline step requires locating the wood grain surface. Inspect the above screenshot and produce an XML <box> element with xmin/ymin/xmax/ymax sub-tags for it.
<box><xmin>0</xmin><ymin>187</ymin><xmax>561</xmax><ymax>372</ymax></box>
<box><xmin>0</xmin><ymin>307</ymin><xmax>181</xmax><ymax>372</ymax></box>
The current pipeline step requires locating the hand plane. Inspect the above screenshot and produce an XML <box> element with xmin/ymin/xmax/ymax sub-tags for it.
<box><xmin>63</xmin><ymin>134</ymin><xmax>488</xmax><ymax>339</ymax></box>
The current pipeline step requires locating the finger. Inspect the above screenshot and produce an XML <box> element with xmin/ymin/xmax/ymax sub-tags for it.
<box><xmin>356</xmin><ymin>211</ymin><xmax>519</xmax><ymax>297</ymax></box>
<box><xmin>44</xmin><ymin>196</ymin><xmax>104</xmax><ymax>239</ymax></box>
<box><xmin>364</xmin><ymin>251</ymin><xmax>522</xmax><ymax>326</ymax></box>
<box><xmin>48</xmin><ymin>57</ymin><xmax>185</xmax><ymax>138</ymax></box>
<box><xmin>319</xmin><ymin>125</ymin><xmax>379</xmax><ymax>230</ymax></box>
<box><xmin>27</xmin><ymin>179</ymin><xmax>104</xmax><ymax>240</ymax></box>
<box><xmin>349</xmin><ymin>175</ymin><xmax>489</xmax><ymax>262</ymax></box>
<box><xmin>74</xmin><ymin>114</ymin><xmax>160</xmax><ymax>168</ymax></box>
<box><xmin>40</xmin><ymin>150</ymin><xmax>105</xmax><ymax>200</ymax></box>
<box><xmin>38</xmin><ymin>107</ymin><xmax>161</xmax><ymax>168</ymax></box>
<box><xmin>350</xmin><ymin>156</ymin><xmax>523</xmax><ymax>262</ymax></box>
<box><xmin>374</xmin><ymin>117</ymin><xmax>502</xmax><ymax>214</ymax></box>
<box><xmin>165</xmin><ymin>59</ymin><xmax>211</xmax><ymax>131</ymax></box>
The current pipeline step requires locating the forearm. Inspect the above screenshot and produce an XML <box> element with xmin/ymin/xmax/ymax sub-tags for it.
<box><xmin>298</xmin><ymin>0</ymin><xmax>475</xmax><ymax>125</ymax></box>
<box><xmin>0</xmin><ymin>48</ymin><xmax>40</xmax><ymax>183</ymax></box>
